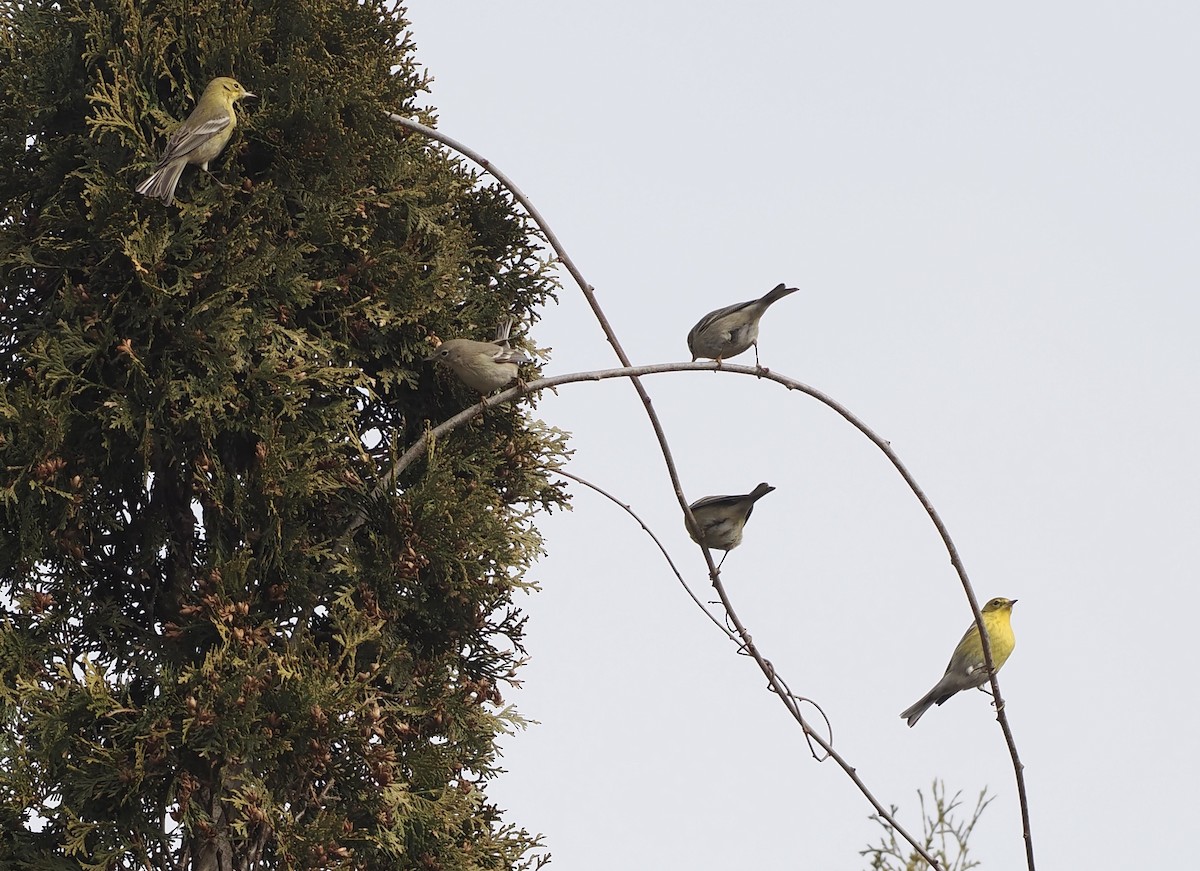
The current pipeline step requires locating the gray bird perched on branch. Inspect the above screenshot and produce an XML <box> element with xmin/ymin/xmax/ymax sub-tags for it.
<box><xmin>686</xmin><ymin>482</ymin><xmax>775</xmax><ymax>566</ymax></box>
<box><xmin>688</xmin><ymin>283</ymin><xmax>799</xmax><ymax>366</ymax></box>
<box><xmin>136</xmin><ymin>77</ymin><xmax>256</xmax><ymax>205</ymax></box>
<box><xmin>426</xmin><ymin>318</ymin><xmax>532</xmax><ymax>395</ymax></box>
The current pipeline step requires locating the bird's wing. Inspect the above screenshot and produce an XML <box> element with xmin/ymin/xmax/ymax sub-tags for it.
<box><xmin>157</xmin><ymin>115</ymin><xmax>232</xmax><ymax>165</ymax></box>
<box><xmin>491</xmin><ymin>345</ymin><xmax>532</xmax><ymax>366</ymax></box>
<box><xmin>688</xmin><ymin>493</ymin><xmax>742</xmax><ymax>511</ymax></box>
<box><xmin>689</xmin><ymin>299</ymin><xmax>756</xmax><ymax>338</ymax></box>
<box><xmin>941</xmin><ymin>620</ymin><xmax>988</xmax><ymax>680</ymax></box>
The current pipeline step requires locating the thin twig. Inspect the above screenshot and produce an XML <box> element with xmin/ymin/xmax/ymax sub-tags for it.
<box><xmin>552</xmin><ymin>470</ymin><xmax>835</xmax><ymax>765</ymax></box>
<box><xmin>551</xmin><ymin>469</ymin><xmax>733</xmax><ymax>639</ymax></box>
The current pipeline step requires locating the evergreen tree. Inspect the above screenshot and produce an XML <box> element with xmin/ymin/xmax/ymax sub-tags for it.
<box><xmin>0</xmin><ymin>1</ymin><xmax>566</xmax><ymax>868</ymax></box>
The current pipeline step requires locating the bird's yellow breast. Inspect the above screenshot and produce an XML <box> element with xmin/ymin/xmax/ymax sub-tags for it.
<box><xmin>982</xmin><ymin>608</ymin><xmax>1016</xmax><ymax>668</ymax></box>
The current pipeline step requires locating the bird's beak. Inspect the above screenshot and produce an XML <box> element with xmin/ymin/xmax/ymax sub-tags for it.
<box><xmin>243</xmin><ymin>91</ymin><xmax>257</xmax><ymax>99</ymax></box>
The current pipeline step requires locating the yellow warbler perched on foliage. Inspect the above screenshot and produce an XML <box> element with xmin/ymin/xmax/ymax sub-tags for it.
<box><xmin>900</xmin><ymin>596</ymin><xmax>1018</xmax><ymax>727</ymax></box>
<box><xmin>136</xmin><ymin>76</ymin><xmax>255</xmax><ymax>205</ymax></box>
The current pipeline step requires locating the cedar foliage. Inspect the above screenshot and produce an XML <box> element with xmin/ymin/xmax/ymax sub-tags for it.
<box><xmin>0</xmin><ymin>1</ymin><xmax>567</xmax><ymax>868</ymax></box>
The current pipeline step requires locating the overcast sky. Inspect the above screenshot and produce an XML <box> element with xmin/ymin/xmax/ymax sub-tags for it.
<box><xmin>404</xmin><ymin>4</ymin><xmax>1200</xmax><ymax>869</ymax></box>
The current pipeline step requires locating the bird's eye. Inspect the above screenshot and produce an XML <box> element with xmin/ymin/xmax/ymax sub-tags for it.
<box><xmin>438</xmin><ymin>348</ymin><xmax>450</xmax><ymax>358</ymax></box>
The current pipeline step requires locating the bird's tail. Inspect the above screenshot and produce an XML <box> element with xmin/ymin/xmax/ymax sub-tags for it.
<box><xmin>761</xmin><ymin>283</ymin><xmax>800</xmax><ymax>306</ymax></box>
<box><xmin>135</xmin><ymin>160</ymin><xmax>187</xmax><ymax>205</ymax></box>
<box><xmin>899</xmin><ymin>689</ymin><xmax>940</xmax><ymax>728</ymax></box>
<box><xmin>494</xmin><ymin>317</ymin><xmax>531</xmax><ymax>364</ymax></box>
<box><xmin>749</xmin><ymin>482</ymin><xmax>775</xmax><ymax>502</ymax></box>
<box><xmin>494</xmin><ymin>317</ymin><xmax>516</xmax><ymax>344</ymax></box>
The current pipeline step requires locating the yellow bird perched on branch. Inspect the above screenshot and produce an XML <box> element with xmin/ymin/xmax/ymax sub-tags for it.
<box><xmin>900</xmin><ymin>597</ymin><xmax>1018</xmax><ymax>727</ymax></box>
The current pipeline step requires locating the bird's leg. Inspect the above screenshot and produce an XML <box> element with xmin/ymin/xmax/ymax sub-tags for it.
<box><xmin>200</xmin><ymin>164</ymin><xmax>232</xmax><ymax>191</ymax></box>
<box><xmin>752</xmin><ymin>342</ymin><xmax>769</xmax><ymax>376</ymax></box>
<box><xmin>978</xmin><ymin>684</ymin><xmax>1005</xmax><ymax>714</ymax></box>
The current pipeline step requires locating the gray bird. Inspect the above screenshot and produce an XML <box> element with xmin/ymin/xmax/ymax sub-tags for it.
<box><xmin>426</xmin><ymin>318</ymin><xmax>532</xmax><ymax>395</ymax></box>
<box><xmin>688</xmin><ymin>283</ymin><xmax>799</xmax><ymax>366</ymax></box>
<box><xmin>686</xmin><ymin>482</ymin><xmax>775</xmax><ymax>566</ymax></box>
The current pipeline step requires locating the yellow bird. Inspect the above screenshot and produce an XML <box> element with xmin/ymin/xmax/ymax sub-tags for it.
<box><xmin>900</xmin><ymin>597</ymin><xmax>1017</xmax><ymax>727</ymax></box>
<box><xmin>136</xmin><ymin>76</ymin><xmax>255</xmax><ymax>205</ymax></box>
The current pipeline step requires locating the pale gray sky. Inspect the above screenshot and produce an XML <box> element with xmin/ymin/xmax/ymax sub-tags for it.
<box><xmin>406</xmin><ymin>4</ymin><xmax>1200</xmax><ymax>869</ymax></box>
